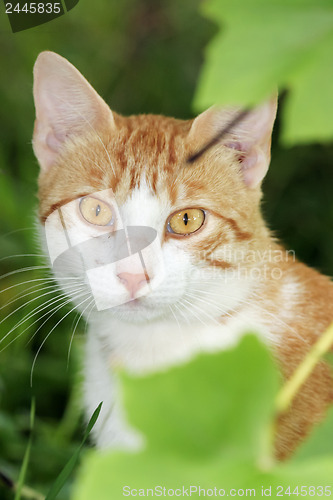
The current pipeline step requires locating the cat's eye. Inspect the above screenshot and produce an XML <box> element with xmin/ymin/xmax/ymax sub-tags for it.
<box><xmin>79</xmin><ymin>196</ymin><xmax>113</xmax><ymax>226</ymax></box>
<box><xmin>167</xmin><ymin>208</ymin><xmax>205</xmax><ymax>235</ymax></box>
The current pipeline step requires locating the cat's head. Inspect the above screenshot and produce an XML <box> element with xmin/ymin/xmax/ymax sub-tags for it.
<box><xmin>33</xmin><ymin>51</ymin><xmax>277</xmax><ymax>324</ymax></box>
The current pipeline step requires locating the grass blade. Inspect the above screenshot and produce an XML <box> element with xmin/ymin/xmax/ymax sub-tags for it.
<box><xmin>14</xmin><ymin>398</ymin><xmax>36</xmax><ymax>500</ymax></box>
<box><xmin>45</xmin><ymin>402</ymin><xmax>102</xmax><ymax>500</ymax></box>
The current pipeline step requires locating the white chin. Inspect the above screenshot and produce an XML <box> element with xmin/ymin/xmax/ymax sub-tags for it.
<box><xmin>97</xmin><ymin>298</ymin><xmax>167</xmax><ymax>323</ymax></box>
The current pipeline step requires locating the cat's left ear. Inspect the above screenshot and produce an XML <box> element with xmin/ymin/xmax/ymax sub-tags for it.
<box><xmin>188</xmin><ymin>97</ymin><xmax>277</xmax><ymax>188</ymax></box>
<box><xmin>33</xmin><ymin>51</ymin><xmax>116</xmax><ymax>171</ymax></box>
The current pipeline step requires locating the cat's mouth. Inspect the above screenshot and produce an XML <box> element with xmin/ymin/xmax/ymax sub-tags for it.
<box><xmin>125</xmin><ymin>298</ymin><xmax>143</xmax><ymax>308</ymax></box>
<box><xmin>117</xmin><ymin>295</ymin><xmax>157</xmax><ymax>311</ymax></box>
<box><xmin>98</xmin><ymin>294</ymin><xmax>169</xmax><ymax>323</ymax></box>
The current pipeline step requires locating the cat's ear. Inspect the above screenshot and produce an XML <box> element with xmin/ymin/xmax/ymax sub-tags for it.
<box><xmin>188</xmin><ymin>97</ymin><xmax>277</xmax><ymax>188</ymax></box>
<box><xmin>33</xmin><ymin>51</ymin><xmax>116</xmax><ymax>171</ymax></box>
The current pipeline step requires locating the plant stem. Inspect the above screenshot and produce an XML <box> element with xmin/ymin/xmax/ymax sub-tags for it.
<box><xmin>276</xmin><ymin>322</ymin><xmax>333</xmax><ymax>414</ymax></box>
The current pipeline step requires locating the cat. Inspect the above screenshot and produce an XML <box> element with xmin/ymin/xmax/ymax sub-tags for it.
<box><xmin>32</xmin><ymin>51</ymin><xmax>333</xmax><ymax>460</ymax></box>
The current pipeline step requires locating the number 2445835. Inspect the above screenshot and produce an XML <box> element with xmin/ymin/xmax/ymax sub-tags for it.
<box><xmin>5</xmin><ymin>3</ymin><xmax>61</xmax><ymax>14</ymax></box>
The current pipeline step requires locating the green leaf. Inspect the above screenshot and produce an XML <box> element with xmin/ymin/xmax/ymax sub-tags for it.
<box><xmin>282</xmin><ymin>30</ymin><xmax>333</xmax><ymax>144</ymax></box>
<box><xmin>72</xmin><ymin>336</ymin><xmax>281</xmax><ymax>500</ymax></box>
<box><xmin>121</xmin><ymin>335</ymin><xmax>278</xmax><ymax>460</ymax></box>
<box><xmin>71</xmin><ymin>336</ymin><xmax>333</xmax><ymax>500</ymax></box>
<box><xmin>194</xmin><ymin>0</ymin><xmax>333</xmax><ymax>145</ymax></box>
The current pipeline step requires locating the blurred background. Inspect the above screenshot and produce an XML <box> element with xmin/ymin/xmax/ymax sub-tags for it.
<box><xmin>0</xmin><ymin>0</ymin><xmax>333</xmax><ymax>498</ymax></box>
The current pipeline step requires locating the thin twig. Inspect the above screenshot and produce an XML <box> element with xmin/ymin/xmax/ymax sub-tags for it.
<box><xmin>276</xmin><ymin>322</ymin><xmax>333</xmax><ymax>414</ymax></box>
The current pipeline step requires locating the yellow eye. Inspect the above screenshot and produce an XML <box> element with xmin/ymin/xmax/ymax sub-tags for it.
<box><xmin>168</xmin><ymin>209</ymin><xmax>205</xmax><ymax>235</ymax></box>
<box><xmin>79</xmin><ymin>196</ymin><xmax>113</xmax><ymax>226</ymax></box>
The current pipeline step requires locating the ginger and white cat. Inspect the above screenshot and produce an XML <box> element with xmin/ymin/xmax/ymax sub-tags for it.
<box><xmin>32</xmin><ymin>51</ymin><xmax>333</xmax><ymax>460</ymax></box>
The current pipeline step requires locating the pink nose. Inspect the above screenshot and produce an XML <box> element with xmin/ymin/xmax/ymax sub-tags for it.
<box><xmin>117</xmin><ymin>272</ymin><xmax>148</xmax><ymax>298</ymax></box>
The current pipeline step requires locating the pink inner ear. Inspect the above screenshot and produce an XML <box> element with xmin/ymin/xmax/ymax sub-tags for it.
<box><xmin>188</xmin><ymin>98</ymin><xmax>276</xmax><ymax>187</ymax></box>
<box><xmin>224</xmin><ymin>139</ymin><xmax>251</xmax><ymax>164</ymax></box>
<box><xmin>224</xmin><ymin>139</ymin><xmax>251</xmax><ymax>153</ymax></box>
<box><xmin>224</xmin><ymin>139</ymin><xmax>265</xmax><ymax>187</ymax></box>
<box><xmin>241</xmin><ymin>151</ymin><xmax>258</xmax><ymax>171</ymax></box>
<box><xmin>46</xmin><ymin>130</ymin><xmax>66</xmax><ymax>153</ymax></box>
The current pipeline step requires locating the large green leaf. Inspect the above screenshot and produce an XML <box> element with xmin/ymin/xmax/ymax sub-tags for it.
<box><xmin>72</xmin><ymin>335</ymin><xmax>333</xmax><ymax>500</ymax></box>
<box><xmin>194</xmin><ymin>0</ymin><xmax>333</xmax><ymax>145</ymax></box>
<box><xmin>71</xmin><ymin>336</ymin><xmax>280</xmax><ymax>499</ymax></box>
<box><xmin>121</xmin><ymin>335</ymin><xmax>278</xmax><ymax>460</ymax></box>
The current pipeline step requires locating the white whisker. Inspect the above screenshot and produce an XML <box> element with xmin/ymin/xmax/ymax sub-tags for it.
<box><xmin>30</xmin><ymin>295</ymin><xmax>92</xmax><ymax>386</ymax></box>
<box><xmin>173</xmin><ymin>302</ymin><xmax>190</xmax><ymax>325</ymax></box>
<box><xmin>0</xmin><ymin>281</ymin><xmax>83</xmax><ymax>312</ymax></box>
<box><xmin>1</xmin><ymin>227</ymin><xmax>36</xmax><ymax>238</ymax></box>
<box><xmin>0</xmin><ymin>290</ymin><xmax>88</xmax><ymax>353</ymax></box>
<box><xmin>0</xmin><ymin>265</ymin><xmax>49</xmax><ymax>281</ymax></box>
<box><xmin>0</xmin><ymin>254</ymin><xmax>45</xmax><ymax>262</ymax></box>
<box><xmin>27</xmin><ymin>290</ymin><xmax>90</xmax><ymax>348</ymax></box>
<box><xmin>67</xmin><ymin>298</ymin><xmax>94</xmax><ymax>367</ymax></box>
<box><xmin>0</xmin><ymin>276</ymin><xmax>81</xmax><ymax>296</ymax></box>
<box><xmin>0</xmin><ymin>284</ymin><xmax>87</xmax><ymax>344</ymax></box>
<box><xmin>168</xmin><ymin>304</ymin><xmax>181</xmax><ymax>332</ymax></box>
<box><xmin>185</xmin><ymin>286</ymin><xmax>306</xmax><ymax>344</ymax></box>
<box><xmin>180</xmin><ymin>298</ymin><xmax>209</xmax><ymax>328</ymax></box>
<box><xmin>183</xmin><ymin>292</ymin><xmax>227</xmax><ymax>325</ymax></box>
<box><xmin>0</xmin><ymin>282</ymin><xmax>85</xmax><ymax>328</ymax></box>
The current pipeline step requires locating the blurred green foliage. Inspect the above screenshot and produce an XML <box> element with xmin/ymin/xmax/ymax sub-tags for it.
<box><xmin>195</xmin><ymin>0</ymin><xmax>333</xmax><ymax>144</ymax></box>
<box><xmin>0</xmin><ymin>0</ymin><xmax>332</xmax><ymax>498</ymax></box>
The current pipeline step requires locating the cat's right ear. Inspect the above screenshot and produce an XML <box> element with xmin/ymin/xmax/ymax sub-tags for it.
<box><xmin>188</xmin><ymin>98</ymin><xmax>277</xmax><ymax>188</ymax></box>
<box><xmin>33</xmin><ymin>51</ymin><xmax>116</xmax><ymax>171</ymax></box>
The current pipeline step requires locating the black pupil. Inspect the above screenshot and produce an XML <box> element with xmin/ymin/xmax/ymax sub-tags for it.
<box><xmin>183</xmin><ymin>212</ymin><xmax>188</xmax><ymax>226</ymax></box>
<box><xmin>96</xmin><ymin>204</ymin><xmax>101</xmax><ymax>217</ymax></box>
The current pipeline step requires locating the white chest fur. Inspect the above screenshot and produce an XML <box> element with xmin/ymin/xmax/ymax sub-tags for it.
<box><xmin>92</xmin><ymin>309</ymin><xmax>268</xmax><ymax>373</ymax></box>
<box><xmin>83</xmin><ymin>308</ymin><xmax>270</xmax><ymax>449</ymax></box>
